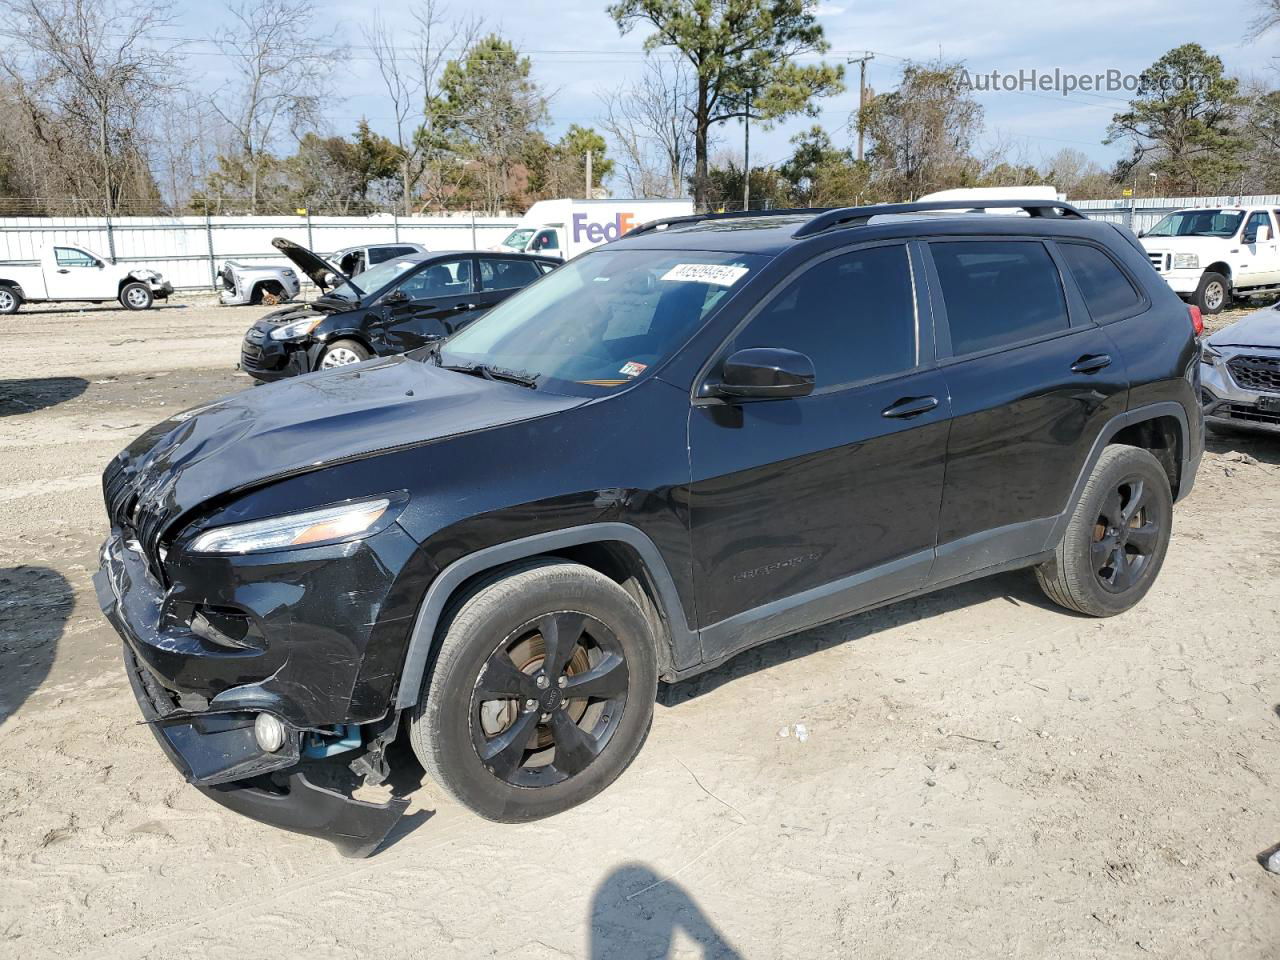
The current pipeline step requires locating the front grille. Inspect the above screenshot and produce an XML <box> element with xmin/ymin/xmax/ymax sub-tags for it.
<box><xmin>103</xmin><ymin>456</ymin><xmax>137</xmax><ymax>530</ymax></box>
<box><xmin>102</xmin><ymin>455</ymin><xmax>168</xmax><ymax>582</ymax></box>
<box><xmin>1227</xmin><ymin>355</ymin><xmax>1280</xmax><ymax>393</ymax></box>
<box><xmin>240</xmin><ymin>344</ymin><xmax>264</xmax><ymax>370</ymax></box>
<box><xmin>1226</xmin><ymin>403</ymin><xmax>1280</xmax><ymax>426</ymax></box>
<box><xmin>1147</xmin><ymin>252</ymin><xmax>1169</xmax><ymax>273</ymax></box>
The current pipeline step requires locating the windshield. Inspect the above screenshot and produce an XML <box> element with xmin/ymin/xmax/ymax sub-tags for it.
<box><xmin>1146</xmin><ymin>210</ymin><xmax>1244</xmax><ymax>239</ymax></box>
<box><xmin>439</xmin><ymin>248</ymin><xmax>764</xmax><ymax>394</ymax></box>
<box><xmin>328</xmin><ymin>257</ymin><xmax>421</xmax><ymax>300</ymax></box>
<box><xmin>500</xmin><ymin>228</ymin><xmax>536</xmax><ymax>251</ymax></box>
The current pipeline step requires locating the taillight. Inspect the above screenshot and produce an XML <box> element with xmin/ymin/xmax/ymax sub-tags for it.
<box><xmin>1188</xmin><ymin>305</ymin><xmax>1203</xmax><ymax>336</ymax></box>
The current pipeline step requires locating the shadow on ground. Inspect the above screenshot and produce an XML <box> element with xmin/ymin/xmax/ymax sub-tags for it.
<box><xmin>0</xmin><ymin>566</ymin><xmax>72</xmax><ymax>726</ymax></box>
<box><xmin>0</xmin><ymin>377</ymin><xmax>88</xmax><ymax>416</ymax></box>
<box><xmin>590</xmin><ymin>863</ymin><xmax>742</xmax><ymax>959</ymax></box>
<box><xmin>1205</xmin><ymin>429</ymin><xmax>1280</xmax><ymax>466</ymax></box>
<box><xmin>662</xmin><ymin>568</ymin><xmax>1062</xmax><ymax>705</ymax></box>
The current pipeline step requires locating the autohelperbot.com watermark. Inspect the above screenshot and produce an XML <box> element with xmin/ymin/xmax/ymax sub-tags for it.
<box><xmin>959</xmin><ymin>67</ymin><xmax>1211</xmax><ymax>97</ymax></box>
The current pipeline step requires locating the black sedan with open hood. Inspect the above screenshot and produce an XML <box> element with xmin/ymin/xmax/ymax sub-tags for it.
<box><xmin>240</xmin><ymin>237</ymin><xmax>557</xmax><ymax>383</ymax></box>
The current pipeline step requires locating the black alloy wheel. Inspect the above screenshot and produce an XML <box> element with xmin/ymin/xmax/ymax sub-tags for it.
<box><xmin>1090</xmin><ymin>476</ymin><xmax>1161</xmax><ymax>593</ymax></box>
<box><xmin>1036</xmin><ymin>444</ymin><xmax>1173</xmax><ymax>617</ymax></box>
<box><xmin>409</xmin><ymin>561</ymin><xmax>657</xmax><ymax>821</ymax></box>
<box><xmin>471</xmin><ymin>611</ymin><xmax>629</xmax><ymax>788</ymax></box>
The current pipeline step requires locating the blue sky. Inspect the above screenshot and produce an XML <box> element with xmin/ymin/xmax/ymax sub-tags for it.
<box><xmin>172</xmin><ymin>0</ymin><xmax>1278</xmax><ymax>181</ymax></box>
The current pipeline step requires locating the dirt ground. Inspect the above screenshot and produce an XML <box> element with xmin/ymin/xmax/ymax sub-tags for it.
<box><xmin>1</xmin><ymin>295</ymin><xmax>1278</xmax><ymax>960</ymax></box>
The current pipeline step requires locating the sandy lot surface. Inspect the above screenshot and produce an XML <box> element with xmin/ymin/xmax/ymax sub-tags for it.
<box><xmin>1</xmin><ymin>296</ymin><xmax>1278</xmax><ymax>959</ymax></box>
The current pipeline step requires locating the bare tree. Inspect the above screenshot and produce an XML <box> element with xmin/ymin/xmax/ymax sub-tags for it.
<box><xmin>212</xmin><ymin>0</ymin><xmax>342</xmax><ymax>213</ymax></box>
<box><xmin>599</xmin><ymin>54</ymin><xmax>696</xmax><ymax>197</ymax></box>
<box><xmin>364</xmin><ymin>2</ymin><xmax>483</xmax><ymax>214</ymax></box>
<box><xmin>0</xmin><ymin>0</ymin><xmax>180</xmax><ymax>212</ymax></box>
<box><xmin>1249</xmin><ymin>0</ymin><xmax>1280</xmax><ymax>38</ymax></box>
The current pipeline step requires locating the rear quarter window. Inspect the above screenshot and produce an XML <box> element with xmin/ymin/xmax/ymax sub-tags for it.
<box><xmin>1057</xmin><ymin>242</ymin><xmax>1142</xmax><ymax>323</ymax></box>
<box><xmin>930</xmin><ymin>240</ymin><xmax>1069</xmax><ymax>356</ymax></box>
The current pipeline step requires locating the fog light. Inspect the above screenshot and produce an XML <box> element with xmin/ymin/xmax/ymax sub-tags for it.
<box><xmin>254</xmin><ymin>712</ymin><xmax>287</xmax><ymax>753</ymax></box>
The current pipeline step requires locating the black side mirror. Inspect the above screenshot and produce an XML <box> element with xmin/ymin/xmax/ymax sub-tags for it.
<box><xmin>714</xmin><ymin>347</ymin><xmax>815</xmax><ymax>400</ymax></box>
<box><xmin>383</xmin><ymin>289</ymin><xmax>409</xmax><ymax>304</ymax></box>
<box><xmin>1136</xmin><ymin>230</ymin><xmax>1145</xmax><ymax>238</ymax></box>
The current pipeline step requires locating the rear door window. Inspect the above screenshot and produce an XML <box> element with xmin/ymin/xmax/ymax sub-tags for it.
<box><xmin>930</xmin><ymin>241</ymin><xmax>1069</xmax><ymax>356</ymax></box>
<box><xmin>1057</xmin><ymin>242</ymin><xmax>1142</xmax><ymax>323</ymax></box>
<box><xmin>370</xmin><ymin>245</ymin><xmax>417</xmax><ymax>264</ymax></box>
<box><xmin>732</xmin><ymin>243</ymin><xmax>918</xmax><ymax>389</ymax></box>
<box><xmin>479</xmin><ymin>257</ymin><xmax>544</xmax><ymax>291</ymax></box>
<box><xmin>400</xmin><ymin>258</ymin><xmax>474</xmax><ymax>299</ymax></box>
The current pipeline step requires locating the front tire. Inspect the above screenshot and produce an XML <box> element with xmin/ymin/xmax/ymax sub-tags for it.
<box><xmin>409</xmin><ymin>561</ymin><xmax>658</xmax><ymax>822</ymax></box>
<box><xmin>1036</xmin><ymin>444</ymin><xmax>1173</xmax><ymax>617</ymax></box>
<box><xmin>119</xmin><ymin>282</ymin><xmax>153</xmax><ymax>310</ymax></box>
<box><xmin>318</xmin><ymin>338</ymin><xmax>370</xmax><ymax>369</ymax></box>
<box><xmin>1192</xmin><ymin>272</ymin><xmax>1229</xmax><ymax>315</ymax></box>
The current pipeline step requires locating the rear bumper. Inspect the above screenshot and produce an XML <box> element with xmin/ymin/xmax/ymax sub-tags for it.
<box><xmin>121</xmin><ymin>643</ymin><xmax>407</xmax><ymax>858</ymax></box>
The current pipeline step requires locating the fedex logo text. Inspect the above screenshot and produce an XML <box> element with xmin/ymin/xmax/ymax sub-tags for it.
<box><xmin>572</xmin><ymin>212</ymin><xmax>639</xmax><ymax>245</ymax></box>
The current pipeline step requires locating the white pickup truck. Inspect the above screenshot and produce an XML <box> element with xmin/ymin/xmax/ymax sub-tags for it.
<box><xmin>1140</xmin><ymin>206</ymin><xmax>1280</xmax><ymax>314</ymax></box>
<box><xmin>0</xmin><ymin>243</ymin><xmax>173</xmax><ymax>314</ymax></box>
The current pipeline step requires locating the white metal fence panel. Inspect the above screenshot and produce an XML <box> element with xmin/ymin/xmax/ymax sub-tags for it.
<box><xmin>0</xmin><ymin>214</ymin><xmax>519</xmax><ymax>291</ymax></box>
<box><xmin>1073</xmin><ymin>195</ymin><xmax>1280</xmax><ymax>234</ymax></box>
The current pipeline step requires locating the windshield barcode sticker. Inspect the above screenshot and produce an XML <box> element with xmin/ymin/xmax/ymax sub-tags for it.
<box><xmin>661</xmin><ymin>263</ymin><xmax>749</xmax><ymax>287</ymax></box>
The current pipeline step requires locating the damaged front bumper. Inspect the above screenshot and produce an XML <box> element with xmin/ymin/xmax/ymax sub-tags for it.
<box><xmin>93</xmin><ymin>531</ymin><xmax>411</xmax><ymax>857</ymax></box>
<box><xmin>120</xmin><ymin>642</ymin><xmax>406</xmax><ymax>858</ymax></box>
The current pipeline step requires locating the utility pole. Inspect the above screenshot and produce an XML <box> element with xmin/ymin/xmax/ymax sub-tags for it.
<box><xmin>848</xmin><ymin>52</ymin><xmax>875</xmax><ymax>162</ymax></box>
<box><xmin>585</xmin><ymin>150</ymin><xmax>593</xmax><ymax>198</ymax></box>
<box><xmin>743</xmin><ymin>91</ymin><xmax>751</xmax><ymax>212</ymax></box>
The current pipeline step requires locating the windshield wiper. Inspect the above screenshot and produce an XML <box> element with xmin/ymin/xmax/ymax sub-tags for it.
<box><xmin>440</xmin><ymin>361</ymin><xmax>540</xmax><ymax>389</ymax></box>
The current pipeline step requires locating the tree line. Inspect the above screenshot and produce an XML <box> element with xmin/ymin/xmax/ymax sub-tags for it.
<box><xmin>0</xmin><ymin>0</ymin><xmax>1276</xmax><ymax>218</ymax></box>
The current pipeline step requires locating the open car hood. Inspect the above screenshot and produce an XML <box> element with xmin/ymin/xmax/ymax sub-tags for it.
<box><xmin>271</xmin><ymin>237</ymin><xmax>348</xmax><ymax>291</ymax></box>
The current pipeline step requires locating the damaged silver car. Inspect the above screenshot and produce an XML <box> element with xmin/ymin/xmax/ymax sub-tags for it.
<box><xmin>1201</xmin><ymin>300</ymin><xmax>1280</xmax><ymax>435</ymax></box>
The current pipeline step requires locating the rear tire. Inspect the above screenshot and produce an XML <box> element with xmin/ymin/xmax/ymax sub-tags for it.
<box><xmin>1036</xmin><ymin>444</ymin><xmax>1173</xmax><ymax>617</ymax></box>
<box><xmin>0</xmin><ymin>286</ymin><xmax>21</xmax><ymax>314</ymax></box>
<box><xmin>1192</xmin><ymin>272</ymin><xmax>1229</xmax><ymax>315</ymax></box>
<box><xmin>408</xmin><ymin>561</ymin><xmax>657</xmax><ymax>822</ymax></box>
<box><xmin>119</xmin><ymin>282</ymin><xmax>153</xmax><ymax>310</ymax></box>
<box><xmin>318</xmin><ymin>339</ymin><xmax>370</xmax><ymax>369</ymax></box>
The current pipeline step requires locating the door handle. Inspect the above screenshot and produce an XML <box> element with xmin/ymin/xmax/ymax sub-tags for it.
<box><xmin>451</xmin><ymin>302</ymin><xmax>478</xmax><ymax>311</ymax></box>
<box><xmin>881</xmin><ymin>395</ymin><xmax>938</xmax><ymax>419</ymax></box>
<box><xmin>57</xmin><ymin>268</ymin><xmax>70</xmax><ymax>274</ymax></box>
<box><xmin>1071</xmin><ymin>354</ymin><xmax>1112</xmax><ymax>374</ymax></box>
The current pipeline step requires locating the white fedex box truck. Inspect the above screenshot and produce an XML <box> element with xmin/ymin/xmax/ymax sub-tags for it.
<box><xmin>494</xmin><ymin>198</ymin><xmax>694</xmax><ymax>260</ymax></box>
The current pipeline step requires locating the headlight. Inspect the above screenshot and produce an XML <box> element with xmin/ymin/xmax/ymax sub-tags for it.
<box><xmin>269</xmin><ymin>316</ymin><xmax>322</xmax><ymax>341</ymax></box>
<box><xmin>1201</xmin><ymin>344</ymin><xmax>1222</xmax><ymax>364</ymax></box>
<box><xmin>189</xmin><ymin>498</ymin><xmax>394</xmax><ymax>554</ymax></box>
<box><xmin>1173</xmin><ymin>253</ymin><xmax>1199</xmax><ymax>270</ymax></box>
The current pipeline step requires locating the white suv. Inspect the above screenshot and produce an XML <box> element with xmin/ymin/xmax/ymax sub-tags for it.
<box><xmin>1140</xmin><ymin>207</ymin><xmax>1280</xmax><ymax>314</ymax></box>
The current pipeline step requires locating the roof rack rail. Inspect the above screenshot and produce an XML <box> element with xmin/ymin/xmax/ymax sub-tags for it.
<box><xmin>791</xmin><ymin>199</ymin><xmax>1087</xmax><ymax>238</ymax></box>
<box><xmin>627</xmin><ymin>207</ymin><xmax>829</xmax><ymax>238</ymax></box>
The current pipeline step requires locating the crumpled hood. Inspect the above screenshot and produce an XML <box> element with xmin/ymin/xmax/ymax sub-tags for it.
<box><xmin>1209</xmin><ymin>304</ymin><xmax>1280</xmax><ymax>348</ymax></box>
<box><xmin>105</xmin><ymin>356</ymin><xmax>586</xmax><ymax>548</ymax></box>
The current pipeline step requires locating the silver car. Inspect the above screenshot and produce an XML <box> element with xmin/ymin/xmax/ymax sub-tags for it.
<box><xmin>219</xmin><ymin>261</ymin><xmax>302</xmax><ymax>306</ymax></box>
<box><xmin>1201</xmin><ymin>301</ymin><xmax>1280</xmax><ymax>434</ymax></box>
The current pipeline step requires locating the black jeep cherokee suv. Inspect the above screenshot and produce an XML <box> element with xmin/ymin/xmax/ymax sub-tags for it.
<box><xmin>95</xmin><ymin>200</ymin><xmax>1204</xmax><ymax>856</ymax></box>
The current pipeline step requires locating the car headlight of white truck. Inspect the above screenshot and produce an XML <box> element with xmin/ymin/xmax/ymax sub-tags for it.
<box><xmin>1173</xmin><ymin>253</ymin><xmax>1199</xmax><ymax>270</ymax></box>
